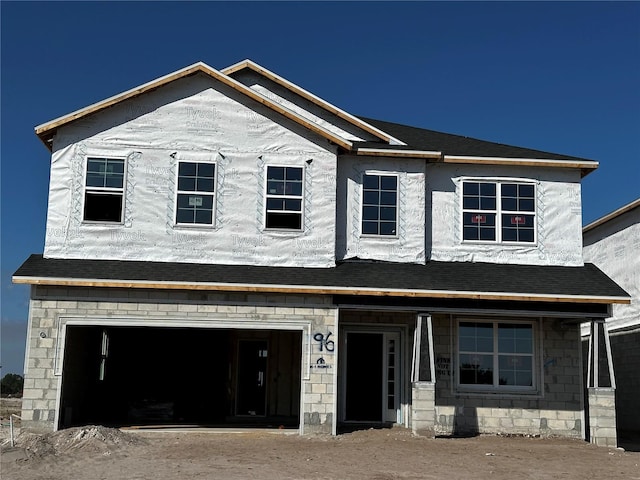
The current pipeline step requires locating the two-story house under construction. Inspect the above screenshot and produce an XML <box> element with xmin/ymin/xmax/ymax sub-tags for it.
<box><xmin>13</xmin><ymin>60</ymin><xmax>630</xmax><ymax>446</ymax></box>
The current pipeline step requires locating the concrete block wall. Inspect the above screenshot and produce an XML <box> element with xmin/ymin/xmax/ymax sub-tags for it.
<box><xmin>588</xmin><ymin>388</ymin><xmax>617</xmax><ymax>447</ymax></box>
<box><xmin>411</xmin><ymin>382</ymin><xmax>435</xmax><ymax>436</ymax></box>
<box><xmin>430</xmin><ymin>315</ymin><xmax>583</xmax><ymax>438</ymax></box>
<box><xmin>22</xmin><ymin>285</ymin><xmax>337</xmax><ymax>434</ymax></box>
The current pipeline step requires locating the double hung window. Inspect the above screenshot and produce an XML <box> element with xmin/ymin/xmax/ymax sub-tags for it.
<box><xmin>84</xmin><ymin>157</ymin><xmax>126</xmax><ymax>223</ymax></box>
<box><xmin>362</xmin><ymin>174</ymin><xmax>398</xmax><ymax>236</ymax></box>
<box><xmin>265</xmin><ymin>166</ymin><xmax>303</xmax><ymax>230</ymax></box>
<box><xmin>462</xmin><ymin>181</ymin><xmax>535</xmax><ymax>243</ymax></box>
<box><xmin>458</xmin><ymin>320</ymin><xmax>536</xmax><ymax>391</ymax></box>
<box><xmin>175</xmin><ymin>162</ymin><xmax>216</xmax><ymax>225</ymax></box>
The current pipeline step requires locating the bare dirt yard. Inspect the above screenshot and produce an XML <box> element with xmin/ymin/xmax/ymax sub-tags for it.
<box><xmin>1</xmin><ymin>396</ymin><xmax>639</xmax><ymax>480</ymax></box>
<box><xmin>0</xmin><ymin>426</ymin><xmax>637</xmax><ymax>480</ymax></box>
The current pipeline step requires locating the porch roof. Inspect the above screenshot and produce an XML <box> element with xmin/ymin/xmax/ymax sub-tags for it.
<box><xmin>13</xmin><ymin>254</ymin><xmax>629</xmax><ymax>306</ymax></box>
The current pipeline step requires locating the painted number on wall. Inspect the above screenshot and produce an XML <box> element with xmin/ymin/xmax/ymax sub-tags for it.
<box><xmin>313</xmin><ymin>331</ymin><xmax>335</xmax><ymax>352</ymax></box>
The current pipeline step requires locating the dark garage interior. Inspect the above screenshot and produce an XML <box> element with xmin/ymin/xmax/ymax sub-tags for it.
<box><xmin>59</xmin><ymin>325</ymin><xmax>301</xmax><ymax>429</ymax></box>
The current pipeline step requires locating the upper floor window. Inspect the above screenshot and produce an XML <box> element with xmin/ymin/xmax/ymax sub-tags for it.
<box><xmin>462</xmin><ymin>181</ymin><xmax>535</xmax><ymax>243</ymax></box>
<box><xmin>265</xmin><ymin>166</ymin><xmax>303</xmax><ymax>230</ymax></box>
<box><xmin>84</xmin><ymin>157</ymin><xmax>125</xmax><ymax>223</ymax></box>
<box><xmin>458</xmin><ymin>319</ymin><xmax>536</xmax><ymax>392</ymax></box>
<box><xmin>176</xmin><ymin>162</ymin><xmax>216</xmax><ymax>226</ymax></box>
<box><xmin>362</xmin><ymin>173</ymin><xmax>398</xmax><ymax>236</ymax></box>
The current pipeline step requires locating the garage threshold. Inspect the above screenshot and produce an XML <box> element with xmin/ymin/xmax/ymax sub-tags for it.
<box><xmin>121</xmin><ymin>425</ymin><xmax>300</xmax><ymax>435</ymax></box>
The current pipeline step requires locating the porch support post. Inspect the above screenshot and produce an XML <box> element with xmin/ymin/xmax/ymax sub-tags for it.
<box><xmin>586</xmin><ymin>318</ymin><xmax>617</xmax><ymax>447</ymax></box>
<box><xmin>411</xmin><ymin>313</ymin><xmax>436</xmax><ymax>437</ymax></box>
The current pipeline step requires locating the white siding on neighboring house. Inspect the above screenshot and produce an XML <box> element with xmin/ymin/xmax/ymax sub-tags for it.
<box><xmin>583</xmin><ymin>202</ymin><xmax>640</xmax><ymax>331</ymax></box>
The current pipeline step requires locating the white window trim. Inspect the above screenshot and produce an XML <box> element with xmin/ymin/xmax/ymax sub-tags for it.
<box><xmin>460</xmin><ymin>179</ymin><xmax>537</xmax><ymax>245</ymax></box>
<box><xmin>174</xmin><ymin>160</ymin><xmax>217</xmax><ymax>228</ymax></box>
<box><xmin>455</xmin><ymin>317</ymin><xmax>540</xmax><ymax>394</ymax></box>
<box><xmin>263</xmin><ymin>164</ymin><xmax>305</xmax><ymax>232</ymax></box>
<box><xmin>82</xmin><ymin>156</ymin><xmax>127</xmax><ymax>225</ymax></box>
<box><xmin>360</xmin><ymin>171</ymin><xmax>400</xmax><ymax>238</ymax></box>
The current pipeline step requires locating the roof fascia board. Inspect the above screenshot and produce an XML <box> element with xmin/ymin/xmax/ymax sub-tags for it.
<box><xmin>35</xmin><ymin>62</ymin><xmax>206</xmax><ymax>148</ymax></box>
<box><xmin>583</xmin><ymin>198</ymin><xmax>640</xmax><ymax>233</ymax></box>
<box><xmin>35</xmin><ymin>61</ymin><xmax>354</xmax><ymax>151</ymax></box>
<box><xmin>355</xmin><ymin>147</ymin><xmax>442</xmax><ymax>159</ymax></box>
<box><xmin>12</xmin><ymin>275</ymin><xmax>631</xmax><ymax>305</ymax></box>
<box><xmin>337</xmin><ymin>303</ymin><xmax>611</xmax><ymax>319</ymax></box>
<box><xmin>222</xmin><ymin>59</ymin><xmax>406</xmax><ymax>146</ymax></box>
<box><xmin>442</xmin><ymin>154</ymin><xmax>599</xmax><ymax>175</ymax></box>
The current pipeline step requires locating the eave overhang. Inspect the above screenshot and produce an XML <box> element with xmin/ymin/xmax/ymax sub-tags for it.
<box><xmin>442</xmin><ymin>155</ymin><xmax>599</xmax><ymax>177</ymax></box>
<box><xmin>13</xmin><ymin>255</ymin><xmax>630</xmax><ymax>308</ymax></box>
<box><xmin>12</xmin><ymin>274</ymin><xmax>630</xmax><ymax>305</ymax></box>
<box><xmin>583</xmin><ymin>198</ymin><xmax>640</xmax><ymax>233</ymax></box>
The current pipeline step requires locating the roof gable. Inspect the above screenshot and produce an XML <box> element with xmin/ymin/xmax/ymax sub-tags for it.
<box><xmin>35</xmin><ymin>62</ymin><xmax>356</xmax><ymax>151</ymax></box>
<box><xmin>222</xmin><ymin>59</ymin><xmax>404</xmax><ymax>146</ymax></box>
<box><xmin>34</xmin><ymin>60</ymin><xmax>599</xmax><ymax>176</ymax></box>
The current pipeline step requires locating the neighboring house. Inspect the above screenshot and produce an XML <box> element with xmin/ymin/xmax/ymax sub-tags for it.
<box><xmin>583</xmin><ymin>199</ymin><xmax>640</xmax><ymax>438</ymax></box>
<box><xmin>13</xmin><ymin>60</ymin><xmax>630</xmax><ymax>445</ymax></box>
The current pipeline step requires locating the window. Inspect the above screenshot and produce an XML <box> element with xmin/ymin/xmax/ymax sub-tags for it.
<box><xmin>176</xmin><ymin>162</ymin><xmax>215</xmax><ymax>225</ymax></box>
<box><xmin>458</xmin><ymin>320</ymin><xmax>535</xmax><ymax>391</ymax></box>
<box><xmin>362</xmin><ymin>174</ymin><xmax>397</xmax><ymax>236</ymax></box>
<box><xmin>84</xmin><ymin>157</ymin><xmax>125</xmax><ymax>222</ymax></box>
<box><xmin>265</xmin><ymin>166</ymin><xmax>303</xmax><ymax>230</ymax></box>
<box><xmin>462</xmin><ymin>181</ymin><xmax>535</xmax><ymax>243</ymax></box>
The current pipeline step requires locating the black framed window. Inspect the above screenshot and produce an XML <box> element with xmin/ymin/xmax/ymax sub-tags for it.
<box><xmin>84</xmin><ymin>157</ymin><xmax>125</xmax><ymax>222</ymax></box>
<box><xmin>175</xmin><ymin>162</ymin><xmax>216</xmax><ymax>225</ymax></box>
<box><xmin>362</xmin><ymin>174</ymin><xmax>398</xmax><ymax>236</ymax></box>
<box><xmin>265</xmin><ymin>166</ymin><xmax>303</xmax><ymax>230</ymax></box>
<box><xmin>458</xmin><ymin>320</ymin><xmax>535</xmax><ymax>391</ymax></box>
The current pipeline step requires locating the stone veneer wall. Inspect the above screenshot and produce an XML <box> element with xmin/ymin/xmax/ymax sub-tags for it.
<box><xmin>22</xmin><ymin>285</ymin><xmax>337</xmax><ymax>434</ymax></box>
<box><xmin>431</xmin><ymin>315</ymin><xmax>584</xmax><ymax>438</ymax></box>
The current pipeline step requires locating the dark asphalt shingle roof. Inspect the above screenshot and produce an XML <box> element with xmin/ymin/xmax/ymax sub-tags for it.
<box><xmin>14</xmin><ymin>254</ymin><xmax>629</xmax><ymax>301</ymax></box>
<box><xmin>358</xmin><ymin>117</ymin><xmax>595</xmax><ymax>162</ymax></box>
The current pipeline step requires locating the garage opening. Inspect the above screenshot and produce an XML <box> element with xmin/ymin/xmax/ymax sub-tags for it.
<box><xmin>59</xmin><ymin>325</ymin><xmax>301</xmax><ymax>429</ymax></box>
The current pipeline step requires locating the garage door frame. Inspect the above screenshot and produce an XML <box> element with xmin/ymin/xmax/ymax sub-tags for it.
<box><xmin>53</xmin><ymin>315</ymin><xmax>313</xmax><ymax>434</ymax></box>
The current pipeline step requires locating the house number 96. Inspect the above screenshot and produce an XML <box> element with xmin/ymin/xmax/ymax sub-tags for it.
<box><xmin>313</xmin><ymin>331</ymin><xmax>335</xmax><ymax>352</ymax></box>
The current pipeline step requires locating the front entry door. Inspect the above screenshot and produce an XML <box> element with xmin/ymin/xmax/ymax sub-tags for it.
<box><xmin>236</xmin><ymin>340</ymin><xmax>268</xmax><ymax>416</ymax></box>
<box><xmin>343</xmin><ymin>330</ymin><xmax>401</xmax><ymax>423</ymax></box>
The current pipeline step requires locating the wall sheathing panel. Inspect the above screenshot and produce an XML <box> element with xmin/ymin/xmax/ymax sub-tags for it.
<box><xmin>336</xmin><ymin>155</ymin><xmax>427</xmax><ymax>264</ymax></box>
<box><xmin>44</xmin><ymin>73</ymin><xmax>338</xmax><ymax>267</ymax></box>
<box><xmin>21</xmin><ymin>286</ymin><xmax>337</xmax><ymax>434</ymax></box>
<box><xmin>427</xmin><ymin>163</ymin><xmax>584</xmax><ymax>266</ymax></box>
<box><xmin>583</xmin><ymin>212</ymin><xmax>639</xmax><ymax>331</ymax></box>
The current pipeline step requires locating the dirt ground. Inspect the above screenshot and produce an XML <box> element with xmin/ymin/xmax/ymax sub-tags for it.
<box><xmin>2</xmin><ymin>399</ymin><xmax>639</xmax><ymax>480</ymax></box>
<box><xmin>1</xmin><ymin>423</ymin><xmax>638</xmax><ymax>480</ymax></box>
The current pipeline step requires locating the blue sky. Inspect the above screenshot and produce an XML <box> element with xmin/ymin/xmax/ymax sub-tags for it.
<box><xmin>1</xmin><ymin>1</ymin><xmax>639</xmax><ymax>375</ymax></box>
